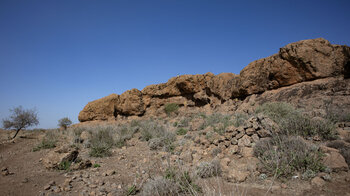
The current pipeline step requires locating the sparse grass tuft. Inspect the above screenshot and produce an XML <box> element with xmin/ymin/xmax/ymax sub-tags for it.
<box><xmin>137</xmin><ymin>120</ymin><xmax>176</xmax><ymax>151</ymax></box>
<box><xmin>256</xmin><ymin>102</ymin><xmax>297</xmax><ymax>122</ymax></box>
<box><xmin>142</xmin><ymin>165</ymin><xmax>202</xmax><ymax>196</ymax></box>
<box><xmin>196</xmin><ymin>160</ymin><xmax>222</xmax><ymax>178</ymax></box>
<box><xmin>142</xmin><ymin>177</ymin><xmax>179</xmax><ymax>196</ymax></box>
<box><xmin>126</xmin><ymin>185</ymin><xmax>138</xmax><ymax>195</ymax></box>
<box><xmin>232</xmin><ymin>112</ymin><xmax>249</xmax><ymax>127</ymax></box>
<box><xmin>114</xmin><ymin>125</ymin><xmax>137</xmax><ymax>148</ymax></box>
<box><xmin>33</xmin><ymin>131</ymin><xmax>57</xmax><ymax>151</ymax></box>
<box><xmin>200</xmin><ymin>113</ymin><xmax>232</xmax><ymax>134</ymax></box>
<box><xmin>69</xmin><ymin>127</ymin><xmax>85</xmax><ymax>144</ymax></box>
<box><xmin>93</xmin><ymin>163</ymin><xmax>101</xmax><ymax>168</ymax></box>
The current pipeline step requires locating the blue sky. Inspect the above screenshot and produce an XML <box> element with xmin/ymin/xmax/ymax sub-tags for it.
<box><xmin>0</xmin><ymin>0</ymin><xmax>349</xmax><ymax>128</ymax></box>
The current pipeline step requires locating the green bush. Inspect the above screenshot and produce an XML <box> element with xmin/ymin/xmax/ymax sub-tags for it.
<box><xmin>164</xmin><ymin>103</ymin><xmax>179</xmax><ymax>115</ymax></box>
<box><xmin>58</xmin><ymin>117</ymin><xmax>72</xmax><ymax>129</ymax></box>
<box><xmin>89</xmin><ymin>127</ymin><xmax>114</xmax><ymax>157</ymax></box>
<box><xmin>176</xmin><ymin>128</ymin><xmax>188</xmax><ymax>135</ymax></box>
<box><xmin>93</xmin><ymin>163</ymin><xmax>101</xmax><ymax>168</ymax></box>
<box><xmin>58</xmin><ymin>160</ymin><xmax>71</xmax><ymax>171</ymax></box>
<box><xmin>254</xmin><ymin>135</ymin><xmax>325</xmax><ymax>178</ymax></box>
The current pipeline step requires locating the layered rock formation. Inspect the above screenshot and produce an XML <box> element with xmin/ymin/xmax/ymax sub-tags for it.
<box><xmin>79</xmin><ymin>38</ymin><xmax>350</xmax><ymax>122</ymax></box>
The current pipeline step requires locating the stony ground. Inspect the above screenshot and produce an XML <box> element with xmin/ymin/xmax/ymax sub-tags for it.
<box><xmin>1</xmin><ymin>112</ymin><xmax>350</xmax><ymax>196</ymax></box>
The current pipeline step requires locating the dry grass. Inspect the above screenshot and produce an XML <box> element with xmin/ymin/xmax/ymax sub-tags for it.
<box><xmin>196</xmin><ymin>160</ymin><xmax>222</xmax><ymax>178</ymax></box>
<box><xmin>32</xmin><ymin>130</ymin><xmax>58</xmax><ymax>151</ymax></box>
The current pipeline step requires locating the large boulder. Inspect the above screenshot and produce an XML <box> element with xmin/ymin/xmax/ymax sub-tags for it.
<box><xmin>78</xmin><ymin>94</ymin><xmax>119</xmax><ymax>122</ymax></box>
<box><xmin>116</xmin><ymin>88</ymin><xmax>145</xmax><ymax>116</ymax></box>
<box><xmin>239</xmin><ymin>38</ymin><xmax>350</xmax><ymax>95</ymax></box>
<box><xmin>322</xmin><ymin>151</ymin><xmax>349</xmax><ymax>172</ymax></box>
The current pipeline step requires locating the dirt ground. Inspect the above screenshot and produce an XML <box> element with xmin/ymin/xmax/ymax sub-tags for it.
<box><xmin>1</xmin><ymin>129</ymin><xmax>350</xmax><ymax>196</ymax></box>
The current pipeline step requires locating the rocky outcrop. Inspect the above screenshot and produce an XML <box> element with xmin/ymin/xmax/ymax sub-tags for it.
<box><xmin>79</xmin><ymin>38</ymin><xmax>350</xmax><ymax>122</ymax></box>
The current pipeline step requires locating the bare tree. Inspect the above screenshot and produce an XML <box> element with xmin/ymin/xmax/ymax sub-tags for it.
<box><xmin>2</xmin><ymin>106</ymin><xmax>39</xmax><ymax>139</ymax></box>
<box><xmin>58</xmin><ymin>117</ymin><xmax>72</xmax><ymax>130</ymax></box>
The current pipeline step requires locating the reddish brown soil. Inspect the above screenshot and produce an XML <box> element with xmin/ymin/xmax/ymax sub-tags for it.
<box><xmin>0</xmin><ymin>131</ymin><xmax>65</xmax><ymax>196</ymax></box>
<box><xmin>1</xmin><ymin>130</ymin><xmax>350</xmax><ymax>196</ymax></box>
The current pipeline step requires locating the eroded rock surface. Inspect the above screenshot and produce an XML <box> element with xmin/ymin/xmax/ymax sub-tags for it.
<box><xmin>79</xmin><ymin>38</ymin><xmax>350</xmax><ymax>122</ymax></box>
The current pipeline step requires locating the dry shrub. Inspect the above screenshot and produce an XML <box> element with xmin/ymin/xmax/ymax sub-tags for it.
<box><xmin>256</xmin><ymin>102</ymin><xmax>336</xmax><ymax>140</ymax></box>
<box><xmin>33</xmin><ymin>130</ymin><xmax>58</xmax><ymax>151</ymax></box>
<box><xmin>196</xmin><ymin>160</ymin><xmax>222</xmax><ymax>178</ymax></box>
<box><xmin>137</xmin><ymin>120</ymin><xmax>176</xmax><ymax>151</ymax></box>
<box><xmin>200</xmin><ymin>113</ymin><xmax>233</xmax><ymax>134</ymax></box>
<box><xmin>254</xmin><ymin>135</ymin><xmax>324</xmax><ymax>178</ymax></box>
<box><xmin>232</xmin><ymin>112</ymin><xmax>249</xmax><ymax>127</ymax></box>
<box><xmin>89</xmin><ymin>126</ymin><xmax>115</xmax><ymax>157</ymax></box>
<box><xmin>142</xmin><ymin>177</ymin><xmax>179</xmax><ymax>196</ymax></box>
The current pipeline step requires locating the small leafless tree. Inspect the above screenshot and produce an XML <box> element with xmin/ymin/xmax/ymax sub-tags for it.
<box><xmin>58</xmin><ymin>117</ymin><xmax>72</xmax><ymax>129</ymax></box>
<box><xmin>2</xmin><ymin>106</ymin><xmax>39</xmax><ymax>139</ymax></box>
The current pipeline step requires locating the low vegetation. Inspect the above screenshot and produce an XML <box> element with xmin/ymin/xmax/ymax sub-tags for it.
<box><xmin>176</xmin><ymin>128</ymin><xmax>188</xmax><ymax>135</ymax></box>
<box><xmin>33</xmin><ymin>131</ymin><xmax>57</xmax><ymax>151</ymax></box>
<box><xmin>254</xmin><ymin>135</ymin><xmax>325</xmax><ymax>178</ymax></box>
<box><xmin>200</xmin><ymin>113</ymin><xmax>233</xmax><ymax>134</ymax></box>
<box><xmin>256</xmin><ymin>102</ymin><xmax>336</xmax><ymax>140</ymax></box>
<box><xmin>89</xmin><ymin>126</ymin><xmax>115</xmax><ymax>157</ymax></box>
<box><xmin>253</xmin><ymin>102</ymin><xmax>336</xmax><ymax>179</ymax></box>
<box><xmin>324</xmin><ymin>99</ymin><xmax>350</xmax><ymax>123</ymax></box>
<box><xmin>138</xmin><ymin>120</ymin><xmax>176</xmax><ymax>152</ymax></box>
<box><xmin>57</xmin><ymin>160</ymin><xmax>72</xmax><ymax>171</ymax></box>
<box><xmin>196</xmin><ymin>160</ymin><xmax>222</xmax><ymax>178</ymax></box>
<box><xmin>142</xmin><ymin>166</ymin><xmax>201</xmax><ymax>196</ymax></box>
<box><xmin>2</xmin><ymin>106</ymin><xmax>39</xmax><ymax>139</ymax></box>
<box><xmin>58</xmin><ymin>117</ymin><xmax>72</xmax><ymax>130</ymax></box>
<box><xmin>164</xmin><ymin>103</ymin><xmax>179</xmax><ymax>116</ymax></box>
<box><xmin>232</xmin><ymin>112</ymin><xmax>249</xmax><ymax>127</ymax></box>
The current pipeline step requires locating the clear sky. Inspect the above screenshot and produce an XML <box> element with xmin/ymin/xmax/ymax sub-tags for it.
<box><xmin>0</xmin><ymin>0</ymin><xmax>349</xmax><ymax>128</ymax></box>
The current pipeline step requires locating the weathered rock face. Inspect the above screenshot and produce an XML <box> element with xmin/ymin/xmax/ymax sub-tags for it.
<box><xmin>79</xmin><ymin>94</ymin><xmax>119</xmax><ymax>122</ymax></box>
<box><xmin>239</xmin><ymin>38</ymin><xmax>349</xmax><ymax>95</ymax></box>
<box><xmin>79</xmin><ymin>38</ymin><xmax>350</xmax><ymax>122</ymax></box>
